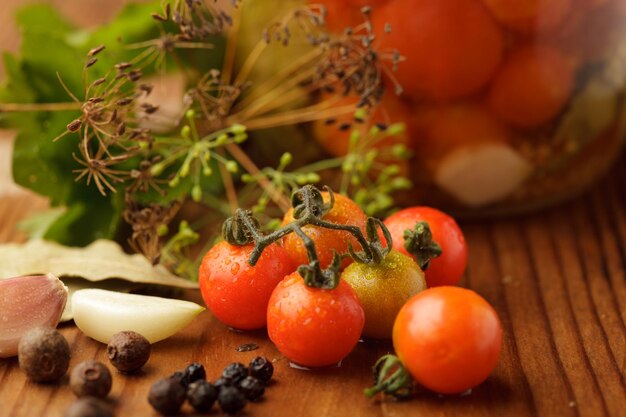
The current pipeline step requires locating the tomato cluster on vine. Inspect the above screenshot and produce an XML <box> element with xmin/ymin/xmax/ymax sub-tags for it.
<box><xmin>198</xmin><ymin>185</ymin><xmax>501</xmax><ymax>397</ymax></box>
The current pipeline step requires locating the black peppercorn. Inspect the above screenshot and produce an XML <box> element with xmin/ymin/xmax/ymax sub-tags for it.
<box><xmin>148</xmin><ymin>378</ymin><xmax>186</xmax><ymax>416</ymax></box>
<box><xmin>217</xmin><ymin>385</ymin><xmax>247</xmax><ymax>414</ymax></box>
<box><xmin>222</xmin><ymin>362</ymin><xmax>248</xmax><ymax>384</ymax></box>
<box><xmin>169</xmin><ymin>370</ymin><xmax>187</xmax><ymax>388</ymax></box>
<box><xmin>107</xmin><ymin>331</ymin><xmax>150</xmax><ymax>373</ymax></box>
<box><xmin>213</xmin><ymin>377</ymin><xmax>232</xmax><ymax>392</ymax></box>
<box><xmin>64</xmin><ymin>397</ymin><xmax>113</xmax><ymax>417</ymax></box>
<box><xmin>187</xmin><ymin>380</ymin><xmax>218</xmax><ymax>413</ymax></box>
<box><xmin>70</xmin><ymin>360</ymin><xmax>113</xmax><ymax>398</ymax></box>
<box><xmin>238</xmin><ymin>376</ymin><xmax>265</xmax><ymax>402</ymax></box>
<box><xmin>18</xmin><ymin>326</ymin><xmax>70</xmax><ymax>382</ymax></box>
<box><xmin>183</xmin><ymin>362</ymin><xmax>206</xmax><ymax>385</ymax></box>
<box><xmin>248</xmin><ymin>356</ymin><xmax>274</xmax><ymax>383</ymax></box>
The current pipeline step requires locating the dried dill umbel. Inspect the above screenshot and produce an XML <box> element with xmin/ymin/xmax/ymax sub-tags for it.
<box><xmin>0</xmin><ymin>1</ymin><xmax>408</xmax><ymax>280</ymax></box>
<box><xmin>123</xmin><ymin>195</ymin><xmax>182</xmax><ymax>264</ymax></box>
<box><xmin>226</xmin><ymin>4</ymin><xmax>402</xmax><ymax>131</ymax></box>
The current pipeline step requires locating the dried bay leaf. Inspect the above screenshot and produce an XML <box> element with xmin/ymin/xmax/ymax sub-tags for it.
<box><xmin>0</xmin><ymin>239</ymin><xmax>200</xmax><ymax>322</ymax></box>
<box><xmin>0</xmin><ymin>239</ymin><xmax>198</xmax><ymax>288</ymax></box>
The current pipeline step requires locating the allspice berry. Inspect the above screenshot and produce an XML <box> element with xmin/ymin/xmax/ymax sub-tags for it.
<box><xmin>70</xmin><ymin>360</ymin><xmax>112</xmax><ymax>398</ymax></box>
<box><xmin>107</xmin><ymin>331</ymin><xmax>150</xmax><ymax>373</ymax></box>
<box><xmin>18</xmin><ymin>326</ymin><xmax>70</xmax><ymax>382</ymax></box>
<box><xmin>64</xmin><ymin>397</ymin><xmax>113</xmax><ymax>417</ymax></box>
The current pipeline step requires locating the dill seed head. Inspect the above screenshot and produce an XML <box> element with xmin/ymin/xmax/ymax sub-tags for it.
<box><xmin>67</xmin><ymin>119</ymin><xmax>82</xmax><ymax>132</ymax></box>
<box><xmin>87</xmin><ymin>45</ymin><xmax>106</xmax><ymax>57</ymax></box>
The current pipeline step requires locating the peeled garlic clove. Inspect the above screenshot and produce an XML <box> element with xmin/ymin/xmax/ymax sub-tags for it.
<box><xmin>72</xmin><ymin>289</ymin><xmax>204</xmax><ymax>344</ymax></box>
<box><xmin>435</xmin><ymin>143</ymin><xmax>533</xmax><ymax>207</ymax></box>
<box><xmin>0</xmin><ymin>273</ymin><xmax>68</xmax><ymax>358</ymax></box>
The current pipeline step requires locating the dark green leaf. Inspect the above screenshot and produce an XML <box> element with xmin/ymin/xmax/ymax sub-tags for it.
<box><xmin>43</xmin><ymin>191</ymin><xmax>124</xmax><ymax>246</ymax></box>
<box><xmin>15</xmin><ymin>4</ymin><xmax>75</xmax><ymax>35</ymax></box>
<box><xmin>11</xmin><ymin>112</ymin><xmax>79</xmax><ymax>205</ymax></box>
<box><xmin>21</xmin><ymin>30</ymin><xmax>84</xmax><ymax>100</ymax></box>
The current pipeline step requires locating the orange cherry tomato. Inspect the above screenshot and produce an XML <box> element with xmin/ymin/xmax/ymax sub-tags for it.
<box><xmin>487</xmin><ymin>45</ymin><xmax>575</xmax><ymax>129</ymax></box>
<box><xmin>393</xmin><ymin>287</ymin><xmax>503</xmax><ymax>394</ymax></box>
<box><xmin>267</xmin><ymin>272</ymin><xmax>365</xmax><ymax>367</ymax></box>
<box><xmin>481</xmin><ymin>0</ymin><xmax>572</xmax><ymax>32</ymax></box>
<box><xmin>281</xmin><ymin>191</ymin><xmax>367</xmax><ymax>269</ymax></box>
<box><xmin>412</xmin><ymin>103</ymin><xmax>510</xmax><ymax>168</ymax></box>
<box><xmin>315</xmin><ymin>0</ymin><xmax>391</xmax><ymax>33</ymax></box>
<box><xmin>373</xmin><ymin>0</ymin><xmax>504</xmax><ymax>102</ymax></box>
<box><xmin>384</xmin><ymin>207</ymin><xmax>467</xmax><ymax>287</ymax></box>
<box><xmin>312</xmin><ymin>93</ymin><xmax>413</xmax><ymax>158</ymax></box>
<box><xmin>198</xmin><ymin>241</ymin><xmax>295</xmax><ymax>330</ymax></box>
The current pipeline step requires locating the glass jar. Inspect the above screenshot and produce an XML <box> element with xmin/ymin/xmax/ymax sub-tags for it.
<box><xmin>313</xmin><ymin>0</ymin><xmax>626</xmax><ymax>216</ymax></box>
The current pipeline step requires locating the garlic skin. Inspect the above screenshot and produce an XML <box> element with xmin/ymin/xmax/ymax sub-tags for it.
<box><xmin>0</xmin><ymin>273</ymin><xmax>68</xmax><ymax>358</ymax></box>
<box><xmin>72</xmin><ymin>289</ymin><xmax>204</xmax><ymax>344</ymax></box>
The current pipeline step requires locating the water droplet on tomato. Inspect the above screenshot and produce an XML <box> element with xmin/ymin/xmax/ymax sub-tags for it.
<box><xmin>230</xmin><ymin>262</ymin><xmax>240</xmax><ymax>274</ymax></box>
<box><xmin>460</xmin><ymin>388</ymin><xmax>473</xmax><ymax>397</ymax></box>
<box><xmin>288</xmin><ymin>362</ymin><xmax>312</xmax><ymax>371</ymax></box>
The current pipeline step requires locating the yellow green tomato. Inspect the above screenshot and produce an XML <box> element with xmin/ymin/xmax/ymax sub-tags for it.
<box><xmin>342</xmin><ymin>250</ymin><xmax>427</xmax><ymax>339</ymax></box>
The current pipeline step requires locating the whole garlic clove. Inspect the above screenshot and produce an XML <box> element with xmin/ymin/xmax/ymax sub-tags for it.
<box><xmin>72</xmin><ymin>289</ymin><xmax>204</xmax><ymax>344</ymax></box>
<box><xmin>435</xmin><ymin>143</ymin><xmax>533</xmax><ymax>207</ymax></box>
<box><xmin>0</xmin><ymin>273</ymin><xmax>68</xmax><ymax>358</ymax></box>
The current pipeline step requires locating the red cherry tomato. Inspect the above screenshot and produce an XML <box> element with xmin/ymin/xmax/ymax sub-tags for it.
<box><xmin>384</xmin><ymin>207</ymin><xmax>467</xmax><ymax>287</ymax></box>
<box><xmin>199</xmin><ymin>241</ymin><xmax>295</xmax><ymax>330</ymax></box>
<box><xmin>373</xmin><ymin>0</ymin><xmax>503</xmax><ymax>101</ymax></box>
<box><xmin>393</xmin><ymin>286</ymin><xmax>502</xmax><ymax>394</ymax></box>
<box><xmin>281</xmin><ymin>192</ymin><xmax>367</xmax><ymax>270</ymax></box>
<box><xmin>267</xmin><ymin>272</ymin><xmax>365</xmax><ymax>367</ymax></box>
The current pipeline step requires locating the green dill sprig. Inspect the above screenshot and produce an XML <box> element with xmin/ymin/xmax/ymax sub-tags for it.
<box><xmin>159</xmin><ymin>220</ymin><xmax>201</xmax><ymax>279</ymax></box>
<box><xmin>149</xmin><ymin>109</ymin><xmax>247</xmax><ymax>203</ymax></box>
<box><xmin>241</xmin><ymin>152</ymin><xmax>321</xmax><ymax>215</ymax></box>
<box><xmin>1</xmin><ymin>1</ymin><xmax>409</xmax><ymax>279</ymax></box>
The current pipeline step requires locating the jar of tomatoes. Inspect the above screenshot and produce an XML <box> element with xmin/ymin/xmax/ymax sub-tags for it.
<box><xmin>313</xmin><ymin>0</ymin><xmax>626</xmax><ymax>215</ymax></box>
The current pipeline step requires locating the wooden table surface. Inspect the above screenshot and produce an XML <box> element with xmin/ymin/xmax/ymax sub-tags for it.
<box><xmin>1</xmin><ymin>1</ymin><xmax>625</xmax><ymax>416</ymax></box>
<box><xmin>0</xmin><ymin>158</ymin><xmax>626</xmax><ymax>417</ymax></box>
<box><xmin>0</xmin><ymin>157</ymin><xmax>625</xmax><ymax>417</ymax></box>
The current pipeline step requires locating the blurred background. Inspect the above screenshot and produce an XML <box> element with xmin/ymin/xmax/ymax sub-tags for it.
<box><xmin>1</xmin><ymin>0</ymin><xmax>625</xmax><ymax>216</ymax></box>
<box><xmin>0</xmin><ymin>0</ymin><xmax>137</xmax><ymax>196</ymax></box>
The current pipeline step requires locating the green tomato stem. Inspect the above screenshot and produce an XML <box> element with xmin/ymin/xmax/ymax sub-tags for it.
<box><xmin>403</xmin><ymin>222</ymin><xmax>442</xmax><ymax>271</ymax></box>
<box><xmin>221</xmin><ymin>185</ymin><xmax>394</xmax><ymax>290</ymax></box>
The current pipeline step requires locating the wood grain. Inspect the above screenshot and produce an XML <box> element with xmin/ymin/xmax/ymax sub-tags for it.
<box><xmin>0</xmin><ymin>1</ymin><xmax>625</xmax><ymax>416</ymax></box>
<box><xmin>1</xmin><ymin>157</ymin><xmax>625</xmax><ymax>417</ymax></box>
